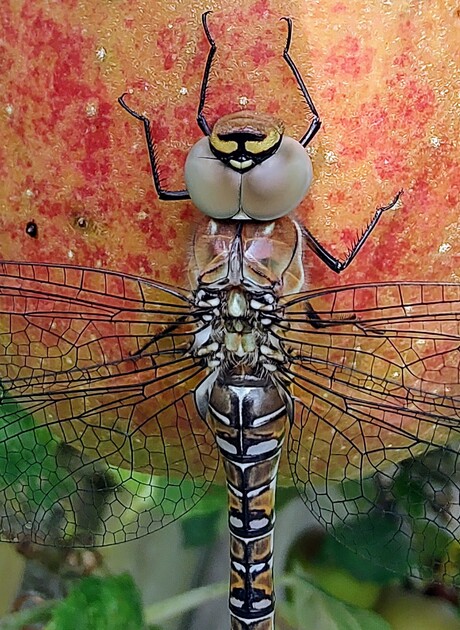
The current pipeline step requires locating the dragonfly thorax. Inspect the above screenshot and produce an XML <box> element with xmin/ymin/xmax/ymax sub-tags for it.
<box><xmin>191</xmin><ymin>220</ymin><xmax>302</xmax><ymax>376</ymax></box>
<box><xmin>194</xmin><ymin>283</ymin><xmax>285</xmax><ymax>377</ymax></box>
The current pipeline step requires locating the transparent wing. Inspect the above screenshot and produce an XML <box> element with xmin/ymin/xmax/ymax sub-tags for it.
<box><xmin>0</xmin><ymin>262</ymin><xmax>218</xmax><ymax>546</ymax></box>
<box><xmin>279</xmin><ymin>282</ymin><xmax>460</xmax><ymax>581</ymax></box>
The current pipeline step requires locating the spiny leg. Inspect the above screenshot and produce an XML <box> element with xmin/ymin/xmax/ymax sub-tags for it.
<box><xmin>118</xmin><ymin>94</ymin><xmax>190</xmax><ymax>201</ymax></box>
<box><xmin>129</xmin><ymin>314</ymin><xmax>191</xmax><ymax>358</ymax></box>
<box><xmin>305</xmin><ymin>302</ymin><xmax>358</xmax><ymax>329</ymax></box>
<box><xmin>302</xmin><ymin>190</ymin><xmax>403</xmax><ymax>273</ymax></box>
<box><xmin>196</xmin><ymin>11</ymin><xmax>217</xmax><ymax>137</ymax></box>
<box><xmin>305</xmin><ymin>302</ymin><xmax>385</xmax><ymax>335</ymax></box>
<box><xmin>280</xmin><ymin>17</ymin><xmax>322</xmax><ymax>148</ymax></box>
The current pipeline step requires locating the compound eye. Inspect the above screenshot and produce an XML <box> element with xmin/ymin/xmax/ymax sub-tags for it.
<box><xmin>241</xmin><ymin>136</ymin><xmax>313</xmax><ymax>221</ymax></box>
<box><xmin>184</xmin><ymin>135</ymin><xmax>313</xmax><ymax>221</ymax></box>
<box><xmin>184</xmin><ymin>138</ymin><xmax>241</xmax><ymax>219</ymax></box>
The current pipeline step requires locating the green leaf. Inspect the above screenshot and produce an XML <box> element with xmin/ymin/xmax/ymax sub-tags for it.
<box><xmin>181</xmin><ymin>485</ymin><xmax>227</xmax><ymax>518</ymax></box>
<box><xmin>144</xmin><ymin>581</ymin><xmax>228</xmax><ymax>625</ymax></box>
<box><xmin>46</xmin><ymin>574</ymin><xmax>144</xmax><ymax>630</ymax></box>
<box><xmin>276</xmin><ymin>486</ymin><xmax>299</xmax><ymax>510</ymax></box>
<box><xmin>0</xmin><ymin>391</ymin><xmax>125</xmax><ymax>543</ymax></box>
<box><xmin>0</xmin><ymin>394</ymin><xmax>77</xmax><ymax>527</ymax></box>
<box><xmin>180</xmin><ymin>486</ymin><xmax>226</xmax><ymax>547</ymax></box>
<box><xmin>280</xmin><ymin>568</ymin><xmax>392</xmax><ymax>630</ymax></box>
<box><xmin>322</xmin><ymin>511</ymin><xmax>411</xmax><ymax>582</ymax></box>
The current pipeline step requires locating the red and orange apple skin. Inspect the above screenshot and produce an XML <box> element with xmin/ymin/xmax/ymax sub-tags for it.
<box><xmin>1</xmin><ymin>1</ymin><xmax>458</xmax><ymax>287</ymax></box>
<box><xmin>0</xmin><ymin>1</ymin><xmax>459</xmax><ymax>479</ymax></box>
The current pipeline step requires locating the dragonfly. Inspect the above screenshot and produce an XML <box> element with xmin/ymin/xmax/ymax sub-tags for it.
<box><xmin>1</xmin><ymin>11</ymin><xmax>460</xmax><ymax>630</ymax></box>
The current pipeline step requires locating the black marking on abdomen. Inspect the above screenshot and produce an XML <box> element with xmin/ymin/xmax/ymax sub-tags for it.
<box><xmin>208</xmin><ymin>372</ymin><xmax>287</xmax><ymax>629</ymax></box>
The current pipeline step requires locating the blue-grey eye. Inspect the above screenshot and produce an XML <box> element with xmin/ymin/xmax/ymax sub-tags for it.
<box><xmin>184</xmin><ymin>133</ymin><xmax>313</xmax><ymax>221</ymax></box>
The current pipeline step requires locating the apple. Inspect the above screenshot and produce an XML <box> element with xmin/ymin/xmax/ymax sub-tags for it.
<box><xmin>376</xmin><ymin>586</ymin><xmax>460</xmax><ymax>630</ymax></box>
<box><xmin>0</xmin><ymin>1</ymin><xmax>458</xmax><ymax>480</ymax></box>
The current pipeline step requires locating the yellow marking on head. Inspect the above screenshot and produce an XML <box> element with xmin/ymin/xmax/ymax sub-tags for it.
<box><xmin>210</xmin><ymin>111</ymin><xmax>284</xmax><ymax>156</ymax></box>
<box><xmin>211</xmin><ymin>137</ymin><xmax>237</xmax><ymax>154</ymax></box>
<box><xmin>245</xmin><ymin>128</ymin><xmax>281</xmax><ymax>155</ymax></box>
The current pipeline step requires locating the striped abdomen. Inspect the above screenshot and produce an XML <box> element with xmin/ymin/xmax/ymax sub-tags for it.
<box><xmin>208</xmin><ymin>370</ymin><xmax>287</xmax><ymax>630</ymax></box>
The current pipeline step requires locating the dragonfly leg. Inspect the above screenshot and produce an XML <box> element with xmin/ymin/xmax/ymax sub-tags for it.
<box><xmin>305</xmin><ymin>302</ymin><xmax>357</xmax><ymax>328</ymax></box>
<box><xmin>118</xmin><ymin>94</ymin><xmax>190</xmax><ymax>201</ymax></box>
<box><xmin>305</xmin><ymin>302</ymin><xmax>385</xmax><ymax>335</ymax></box>
<box><xmin>302</xmin><ymin>190</ymin><xmax>403</xmax><ymax>273</ymax></box>
<box><xmin>196</xmin><ymin>11</ymin><xmax>216</xmax><ymax>137</ymax></box>
<box><xmin>280</xmin><ymin>17</ymin><xmax>322</xmax><ymax>148</ymax></box>
<box><xmin>129</xmin><ymin>315</ymin><xmax>191</xmax><ymax>358</ymax></box>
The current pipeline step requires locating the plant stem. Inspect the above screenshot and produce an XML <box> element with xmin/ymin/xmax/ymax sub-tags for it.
<box><xmin>0</xmin><ymin>600</ymin><xmax>55</xmax><ymax>629</ymax></box>
<box><xmin>144</xmin><ymin>581</ymin><xmax>228</xmax><ymax>624</ymax></box>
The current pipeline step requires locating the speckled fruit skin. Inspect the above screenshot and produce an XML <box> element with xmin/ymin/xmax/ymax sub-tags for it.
<box><xmin>1</xmin><ymin>1</ymin><xmax>459</xmax><ymax>480</ymax></box>
<box><xmin>1</xmin><ymin>0</ymin><xmax>459</xmax><ymax>286</ymax></box>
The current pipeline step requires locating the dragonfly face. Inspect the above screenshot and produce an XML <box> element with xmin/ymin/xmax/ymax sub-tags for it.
<box><xmin>184</xmin><ymin>111</ymin><xmax>313</xmax><ymax>220</ymax></box>
<box><xmin>0</xmin><ymin>10</ymin><xmax>458</xmax><ymax>630</ymax></box>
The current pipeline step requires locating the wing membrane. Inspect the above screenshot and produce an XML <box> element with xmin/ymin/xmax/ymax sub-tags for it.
<box><xmin>279</xmin><ymin>282</ymin><xmax>460</xmax><ymax>580</ymax></box>
<box><xmin>0</xmin><ymin>263</ymin><xmax>218</xmax><ymax>546</ymax></box>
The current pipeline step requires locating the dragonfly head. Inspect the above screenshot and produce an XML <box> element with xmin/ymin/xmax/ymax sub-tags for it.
<box><xmin>184</xmin><ymin>111</ymin><xmax>313</xmax><ymax>221</ymax></box>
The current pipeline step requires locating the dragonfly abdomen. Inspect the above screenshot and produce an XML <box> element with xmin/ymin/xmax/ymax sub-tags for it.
<box><xmin>208</xmin><ymin>370</ymin><xmax>287</xmax><ymax>630</ymax></box>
